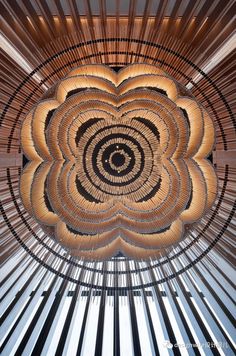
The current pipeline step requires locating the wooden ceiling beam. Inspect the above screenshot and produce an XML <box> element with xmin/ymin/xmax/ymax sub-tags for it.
<box><xmin>176</xmin><ymin>0</ymin><xmax>201</xmax><ymax>38</ymax></box>
<box><xmin>35</xmin><ymin>0</ymin><xmax>56</xmax><ymax>38</ymax></box>
<box><xmin>149</xmin><ymin>0</ymin><xmax>168</xmax><ymax>43</ymax></box>
<box><xmin>83</xmin><ymin>0</ymin><xmax>99</xmax><ymax>58</ymax></box>
<box><xmin>21</xmin><ymin>0</ymin><xmax>48</xmax><ymax>43</ymax></box>
<box><xmin>53</xmin><ymin>0</ymin><xmax>68</xmax><ymax>33</ymax></box>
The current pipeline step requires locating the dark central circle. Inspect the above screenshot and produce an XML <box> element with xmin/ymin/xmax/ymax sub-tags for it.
<box><xmin>89</xmin><ymin>132</ymin><xmax>145</xmax><ymax>184</ymax></box>
<box><xmin>111</xmin><ymin>152</ymin><xmax>125</xmax><ymax>167</ymax></box>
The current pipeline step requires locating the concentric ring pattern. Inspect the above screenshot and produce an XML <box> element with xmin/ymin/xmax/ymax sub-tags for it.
<box><xmin>20</xmin><ymin>64</ymin><xmax>217</xmax><ymax>260</ymax></box>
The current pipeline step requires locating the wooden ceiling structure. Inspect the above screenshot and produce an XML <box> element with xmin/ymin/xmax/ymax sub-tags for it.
<box><xmin>0</xmin><ymin>1</ymin><xmax>235</xmax><ymax>355</ymax></box>
<box><xmin>1</xmin><ymin>0</ymin><xmax>235</xmax><ymax>155</ymax></box>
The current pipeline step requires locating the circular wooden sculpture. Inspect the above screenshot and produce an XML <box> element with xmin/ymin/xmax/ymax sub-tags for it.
<box><xmin>20</xmin><ymin>64</ymin><xmax>217</xmax><ymax>260</ymax></box>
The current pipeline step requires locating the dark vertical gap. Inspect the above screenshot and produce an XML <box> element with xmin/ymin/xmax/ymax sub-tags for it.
<box><xmin>137</xmin><ymin>262</ymin><xmax>160</xmax><ymax>356</ymax></box>
<box><xmin>207</xmin><ymin>153</ymin><xmax>213</xmax><ymax>163</ymax></box>
<box><xmin>22</xmin><ymin>154</ymin><xmax>29</xmax><ymax>168</ymax></box>
<box><xmin>113</xmin><ymin>260</ymin><xmax>120</xmax><ymax>356</ymax></box>
<box><xmin>126</xmin><ymin>261</ymin><xmax>142</xmax><ymax>356</ymax></box>
<box><xmin>76</xmin><ymin>264</ymin><xmax>98</xmax><ymax>356</ymax></box>
<box><xmin>94</xmin><ymin>263</ymin><xmax>107</xmax><ymax>356</ymax></box>
<box><xmin>75</xmin><ymin>290</ymin><xmax>91</xmax><ymax>356</ymax></box>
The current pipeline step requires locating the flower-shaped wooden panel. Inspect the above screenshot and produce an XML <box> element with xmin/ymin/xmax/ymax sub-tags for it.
<box><xmin>20</xmin><ymin>64</ymin><xmax>217</xmax><ymax>260</ymax></box>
